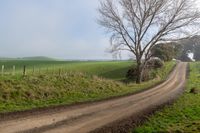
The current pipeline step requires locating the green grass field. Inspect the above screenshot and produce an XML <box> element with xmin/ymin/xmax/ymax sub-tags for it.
<box><xmin>0</xmin><ymin>60</ymin><xmax>132</xmax><ymax>80</ymax></box>
<box><xmin>0</xmin><ymin>60</ymin><xmax>175</xmax><ymax>113</ymax></box>
<box><xmin>133</xmin><ymin>62</ymin><xmax>200</xmax><ymax>133</ymax></box>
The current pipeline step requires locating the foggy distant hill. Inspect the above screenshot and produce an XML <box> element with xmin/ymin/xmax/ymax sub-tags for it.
<box><xmin>0</xmin><ymin>56</ymin><xmax>57</xmax><ymax>61</ymax></box>
<box><xmin>21</xmin><ymin>56</ymin><xmax>57</xmax><ymax>61</ymax></box>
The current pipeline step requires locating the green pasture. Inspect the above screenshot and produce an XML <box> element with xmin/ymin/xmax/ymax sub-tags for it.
<box><xmin>0</xmin><ymin>60</ymin><xmax>175</xmax><ymax>113</ymax></box>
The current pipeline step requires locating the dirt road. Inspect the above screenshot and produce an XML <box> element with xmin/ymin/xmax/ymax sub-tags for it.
<box><xmin>0</xmin><ymin>62</ymin><xmax>187</xmax><ymax>133</ymax></box>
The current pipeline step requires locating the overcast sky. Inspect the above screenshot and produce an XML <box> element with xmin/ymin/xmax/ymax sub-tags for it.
<box><xmin>0</xmin><ymin>0</ymin><xmax>131</xmax><ymax>60</ymax></box>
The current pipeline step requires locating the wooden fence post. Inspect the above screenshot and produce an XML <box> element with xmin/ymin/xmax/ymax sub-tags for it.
<box><xmin>39</xmin><ymin>68</ymin><xmax>41</xmax><ymax>75</ymax></box>
<box><xmin>52</xmin><ymin>66</ymin><xmax>55</xmax><ymax>75</ymax></box>
<box><xmin>12</xmin><ymin>65</ymin><xmax>15</xmax><ymax>76</ymax></box>
<box><xmin>32</xmin><ymin>66</ymin><xmax>35</xmax><ymax>75</ymax></box>
<box><xmin>46</xmin><ymin>67</ymin><xmax>48</xmax><ymax>74</ymax></box>
<box><xmin>59</xmin><ymin>68</ymin><xmax>61</xmax><ymax>76</ymax></box>
<box><xmin>23</xmin><ymin>65</ymin><xmax>26</xmax><ymax>76</ymax></box>
<box><xmin>1</xmin><ymin>65</ymin><xmax>4</xmax><ymax>76</ymax></box>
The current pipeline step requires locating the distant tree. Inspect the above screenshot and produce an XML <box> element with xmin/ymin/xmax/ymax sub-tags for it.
<box><xmin>179</xmin><ymin>52</ymin><xmax>193</xmax><ymax>61</ymax></box>
<box><xmin>98</xmin><ymin>0</ymin><xmax>200</xmax><ymax>83</ymax></box>
<box><xmin>174</xmin><ymin>42</ymin><xmax>184</xmax><ymax>59</ymax></box>
<box><xmin>194</xmin><ymin>44</ymin><xmax>200</xmax><ymax>61</ymax></box>
<box><xmin>191</xmin><ymin>36</ymin><xmax>200</xmax><ymax>61</ymax></box>
<box><xmin>152</xmin><ymin>42</ymin><xmax>182</xmax><ymax>61</ymax></box>
<box><xmin>176</xmin><ymin>35</ymin><xmax>200</xmax><ymax>61</ymax></box>
<box><xmin>152</xmin><ymin>43</ymin><xmax>174</xmax><ymax>61</ymax></box>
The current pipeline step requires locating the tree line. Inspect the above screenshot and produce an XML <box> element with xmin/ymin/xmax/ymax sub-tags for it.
<box><xmin>152</xmin><ymin>35</ymin><xmax>200</xmax><ymax>62</ymax></box>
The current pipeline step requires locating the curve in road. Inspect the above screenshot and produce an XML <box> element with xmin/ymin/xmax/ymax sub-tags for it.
<box><xmin>0</xmin><ymin>62</ymin><xmax>188</xmax><ymax>133</ymax></box>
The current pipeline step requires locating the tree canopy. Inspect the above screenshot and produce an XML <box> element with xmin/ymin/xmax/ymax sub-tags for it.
<box><xmin>98</xmin><ymin>0</ymin><xmax>200</xmax><ymax>83</ymax></box>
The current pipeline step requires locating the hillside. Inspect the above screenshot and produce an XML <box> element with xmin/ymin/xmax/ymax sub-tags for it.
<box><xmin>21</xmin><ymin>56</ymin><xmax>57</xmax><ymax>61</ymax></box>
<box><xmin>0</xmin><ymin>56</ymin><xmax>57</xmax><ymax>61</ymax></box>
<box><xmin>0</xmin><ymin>61</ymin><xmax>175</xmax><ymax>113</ymax></box>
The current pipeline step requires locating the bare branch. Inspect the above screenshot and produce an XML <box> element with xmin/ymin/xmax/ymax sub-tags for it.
<box><xmin>98</xmin><ymin>0</ymin><xmax>200</xmax><ymax>83</ymax></box>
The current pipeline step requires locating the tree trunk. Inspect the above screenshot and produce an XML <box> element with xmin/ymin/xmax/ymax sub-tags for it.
<box><xmin>136</xmin><ymin>61</ymin><xmax>143</xmax><ymax>84</ymax></box>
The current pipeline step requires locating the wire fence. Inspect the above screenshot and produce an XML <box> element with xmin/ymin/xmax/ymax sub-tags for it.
<box><xmin>0</xmin><ymin>65</ymin><xmax>68</xmax><ymax>77</ymax></box>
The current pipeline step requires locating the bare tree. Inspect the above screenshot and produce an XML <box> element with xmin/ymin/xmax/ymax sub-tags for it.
<box><xmin>98</xmin><ymin>0</ymin><xmax>200</xmax><ymax>83</ymax></box>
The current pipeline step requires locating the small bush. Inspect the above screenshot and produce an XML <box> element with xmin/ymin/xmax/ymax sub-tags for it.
<box><xmin>147</xmin><ymin>58</ymin><xmax>164</xmax><ymax>69</ymax></box>
<box><xmin>126</xmin><ymin>59</ymin><xmax>164</xmax><ymax>82</ymax></box>
<box><xmin>126</xmin><ymin>67</ymin><xmax>138</xmax><ymax>81</ymax></box>
<box><xmin>126</xmin><ymin>67</ymin><xmax>152</xmax><ymax>82</ymax></box>
<box><xmin>142</xmin><ymin>68</ymin><xmax>153</xmax><ymax>81</ymax></box>
<box><xmin>190</xmin><ymin>88</ymin><xmax>200</xmax><ymax>94</ymax></box>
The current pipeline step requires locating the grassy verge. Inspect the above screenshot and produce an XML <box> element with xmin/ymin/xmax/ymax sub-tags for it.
<box><xmin>0</xmin><ymin>61</ymin><xmax>175</xmax><ymax>113</ymax></box>
<box><xmin>133</xmin><ymin>62</ymin><xmax>200</xmax><ymax>133</ymax></box>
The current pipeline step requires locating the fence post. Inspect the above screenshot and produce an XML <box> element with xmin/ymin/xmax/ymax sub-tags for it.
<box><xmin>59</xmin><ymin>68</ymin><xmax>61</xmax><ymax>76</ymax></box>
<box><xmin>46</xmin><ymin>67</ymin><xmax>48</xmax><ymax>74</ymax></box>
<box><xmin>32</xmin><ymin>66</ymin><xmax>35</xmax><ymax>75</ymax></box>
<box><xmin>1</xmin><ymin>65</ymin><xmax>4</xmax><ymax>76</ymax></box>
<box><xmin>12</xmin><ymin>65</ymin><xmax>15</xmax><ymax>76</ymax></box>
<box><xmin>23</xmin><ymin>65</ymin><xmax>26</xmax><ymax>76</ymax></box>
<box><xmin>39</xmin><ymin>68</ymin><xmax>41</xmax><ymax>75</ymax></box>
<box><xmin>52</xmin><ymin>66</ymin><xmax>55</xmax><ymax>75</ymax></box>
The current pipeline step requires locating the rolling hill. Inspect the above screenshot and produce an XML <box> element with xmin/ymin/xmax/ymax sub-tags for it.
<box><xmin>0</xmin><ymin>56</ymin><xmax>57</xmax><ymax>61</ymax></box>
